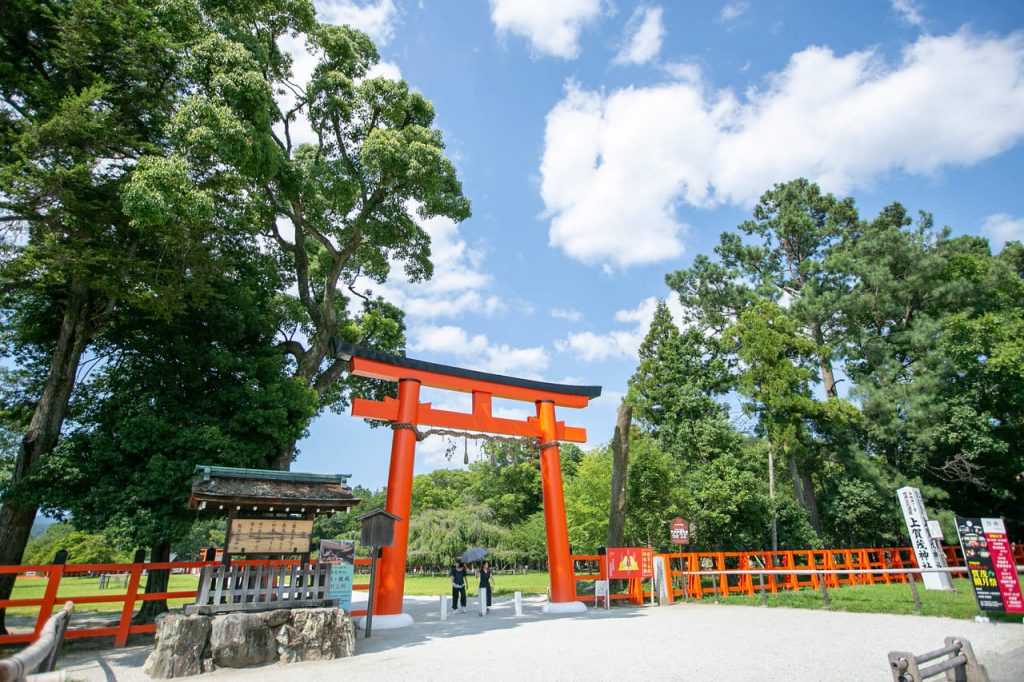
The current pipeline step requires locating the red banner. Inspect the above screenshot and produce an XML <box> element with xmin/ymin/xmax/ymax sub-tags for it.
<box><xmin>607</xmin><ymin>548</ymin><xmax>654</xmax><ymax>579</ymax></box>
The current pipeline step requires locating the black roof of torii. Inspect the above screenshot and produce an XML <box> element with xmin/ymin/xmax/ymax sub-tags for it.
<box><xmin>330</xmin><ymin>340</ymin><xmax>602</xmax><ymax>399</ymax></box>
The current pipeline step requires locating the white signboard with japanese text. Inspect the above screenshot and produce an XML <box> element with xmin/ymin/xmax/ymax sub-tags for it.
<box><xmin>897</xmin><ymin>487</ymin><xmax>953</xmax><ymax>590</ymax></box>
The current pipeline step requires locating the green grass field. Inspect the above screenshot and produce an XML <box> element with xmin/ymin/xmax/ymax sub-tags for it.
<box><xmin>703</xmin><ymin>577</ymin><xmax>1022</xmax><ymax>623</ymax></box>
<box><xmin>5</xmin><ymin>571</ymin><xmax>553</xmax><ymax>617</ymax></box>
<box><xmin>8</xmin><ymin>572</ymin><xmax>1021</xmax><ymax>622</ymax></box>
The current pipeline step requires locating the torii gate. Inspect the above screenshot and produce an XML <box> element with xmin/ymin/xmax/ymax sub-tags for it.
<box><xmin>331</xmin><ymin>341</ymin><xmax>601</xmax><ymax>627</ymax></box>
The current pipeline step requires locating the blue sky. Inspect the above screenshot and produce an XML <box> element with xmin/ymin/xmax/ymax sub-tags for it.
<box><xmin>291</xmin><ymin>0</ymin><xmax>1024</xmax><ymax>489</ymax></box>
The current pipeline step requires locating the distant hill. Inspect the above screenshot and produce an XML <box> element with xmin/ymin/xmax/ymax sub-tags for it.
<box><xmin>30</xmin><ymin>515</ymin><xmax>57</xmax><ymax>537</ymax></box>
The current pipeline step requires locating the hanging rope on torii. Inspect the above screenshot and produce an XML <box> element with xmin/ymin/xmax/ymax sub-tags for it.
<box><xmin>388</xmin><ymin>421</ymin><xmax>567</xmax><ymax>464</ymax></box>
<box><xmin>331</xmin><ymin>340</ymin><xmax>602</xmax><ymax>624</ymax></box>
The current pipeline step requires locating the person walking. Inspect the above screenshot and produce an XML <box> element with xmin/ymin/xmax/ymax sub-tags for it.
<box><xmin>450</xmin><ymin>559</ymin><xmax>468</xmax><ymax>611</ymax></box>
<box><xmin>478</xmin><ymin>560</ymin><xmax>494</xmax><ymax>611</ymax></box>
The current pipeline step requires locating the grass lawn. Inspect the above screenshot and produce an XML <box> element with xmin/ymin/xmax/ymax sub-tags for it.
<box><xmin>6</xmin><ymin>571</ymin><xmax>553</xmax><ymax>617</ymax></box>
<box><xmin>706</xmin><ymin>577</ymin><xmax>1022</xmax><ymax>623</ymax></box>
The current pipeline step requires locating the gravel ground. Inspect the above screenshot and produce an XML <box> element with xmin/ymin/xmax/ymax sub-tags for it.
<box><xmin>57</xmin><ymin>595</ymin><xmax>1024</xmax><ymax>681</ymax></box>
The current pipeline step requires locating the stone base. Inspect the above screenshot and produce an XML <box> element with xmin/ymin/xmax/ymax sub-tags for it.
<box><xmin>541</xmin><ymin>601</ymin><xmax>587</xmax><ymax>614</ymax></box>
<box><xmin>144</xmin><ymin>608</ymin><xmax>355</xmax><ymax>678</ymax></box>
<box><xmin>355</xmin><ymin>612</ymin><xmax>414</xmax><ymax>630</ymax></box>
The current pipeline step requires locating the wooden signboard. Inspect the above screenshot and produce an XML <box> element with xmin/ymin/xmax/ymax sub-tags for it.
<box><xmin>226</xmin><ymin>518</ymin><xmax>313</xmax><ymax>554</ymax></box>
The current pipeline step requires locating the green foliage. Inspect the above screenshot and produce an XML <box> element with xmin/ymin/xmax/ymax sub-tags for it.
<box><xmin>34</xmin><ymin>241</ymin><xmax>316</xmax><ymax>550</ymax></box>
<box><xmin>23</xmin><ymin>523</ymin><xmax>130</xmax><ymax>565</ymax></box>
<box><xmin>407</xmin><ymin>504</ymin><xmax>507</xmax><ymax>569</ymax></box>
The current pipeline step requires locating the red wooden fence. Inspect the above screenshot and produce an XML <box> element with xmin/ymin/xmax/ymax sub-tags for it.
<box><xmin>0</xmin><ymin>558</ymin><xmax>371</xmax><ymax>648</ymax></box>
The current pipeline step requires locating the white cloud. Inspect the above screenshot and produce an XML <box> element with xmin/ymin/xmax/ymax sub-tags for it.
<box><xmin>555</xmin><ymin>294</ymin><xmax>687</xmax><ymax>362</ymax></box>
<box><xmin>367</xmin><ymin>60</ymin><xmax>402</xmax><ymax>80</ymax></box>
<box><xmin>981</xmin><ymin>213</ymin><xmax>1024</xmax><ymax>248</ymax></box>
<box><xmin>551</xmin><ymin>308</ymin><xmax>584</xmax><ymax>322</ymax></box>
<box><xmin>369</xmin><ymin>213</ymin><xmax>504</xmax><ymax>321</ymax></box>
<box><xmin>489</xmin><ymin>0</ymin><xmax>605</xmax><ymax>59</ymax></box>
<box><xmin>410</xmin><ymin>325</ymin><xmax>549</xmax><ymax>377</ymax></box>
<box><xmin>541</xmin><ymin>30</ymin><xmax>1024</xmax><ymax>268</ymax></box>
<box><xmin>719</xmin><ymin>2</ymin><xmax>749</xmax><ymax>23</ymax></box>
<box><xmin>614</xmin><ymin>6</ymin><xmax>665</xmax><ymax>66</ymax></box>
<box><xmin>318</xmin><ymin>0</ymin><xmax>399</xmax><ymax>45</ymax></box>
<box><xmin>891</xmin><ymin>0</ymin><xmax>925</xmax><ymax>27</ymax></box>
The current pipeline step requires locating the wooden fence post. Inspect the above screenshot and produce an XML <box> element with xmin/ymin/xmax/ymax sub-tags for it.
<box><xmin>33</xmin><ymin>564</ymin><xmax>64</xmax><ymax>639</ymax></box>
<box><xmin>115</xmin><ymin>561</ymin><xmax>145</xmax><ymax>647</ymax></box>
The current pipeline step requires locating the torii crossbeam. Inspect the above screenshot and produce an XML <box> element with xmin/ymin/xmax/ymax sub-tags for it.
<box><xmin>331</xmin><ymin>341</ymin><xmax>602</xmax><ymax>625</ymax></box>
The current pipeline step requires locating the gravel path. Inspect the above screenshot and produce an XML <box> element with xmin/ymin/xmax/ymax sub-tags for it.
<box><xmin>57</xmin><ymin>596</ymin><xmax>1024</xmax><ymax>681</ymax></box>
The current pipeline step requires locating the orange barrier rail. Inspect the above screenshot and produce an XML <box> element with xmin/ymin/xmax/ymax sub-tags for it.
<box><xmin>572</xmin><ymin>544</ymin><xmax>1022</xmax><ymax>604</ymax></box>
<box><xmin>0</xmin><ymin>558</ymin><xmax>372</xmax><ymax>648</ymax></box>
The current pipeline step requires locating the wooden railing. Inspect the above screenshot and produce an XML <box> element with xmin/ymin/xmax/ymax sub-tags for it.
<box><xmin>0</xmin><ymin>558</ymin><xmax>370</xmax><ymax>648</ymax></box>
<box><xmin>0</xmin><ymin>601</ymin><xmax>73</xmax><ymax>681</ymax></box>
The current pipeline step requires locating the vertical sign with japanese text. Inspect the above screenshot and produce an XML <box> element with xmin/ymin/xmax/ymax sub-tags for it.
<box><xmin>897</xmin><ymin>487</ymin><xmax>952</xmax><ymax>590</ymax></box>
<box><xmin>955</xmin><ymin>517</ymin><xmax>1024</xmax><ymax>614</ymax></box>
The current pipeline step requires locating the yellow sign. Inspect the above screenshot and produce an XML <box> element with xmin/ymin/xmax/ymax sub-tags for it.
<box><xmin>617</xmin><ymin>554</ymin><xmax>640</xmax><ymax>572</ymax></box>
<box><xmin>227</xmin><ymin>518</ymin><xmax>313</xmax><ymax>554</ymax></box>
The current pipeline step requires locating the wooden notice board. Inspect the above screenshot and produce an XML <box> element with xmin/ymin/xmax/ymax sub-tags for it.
<box><xmin>227</xmin><ymin>518</ymin><xmax>313</xmax><ymax>554</ymax></box>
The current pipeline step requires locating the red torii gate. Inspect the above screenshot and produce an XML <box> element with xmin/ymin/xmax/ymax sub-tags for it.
<box><xmin>332</xmin><ymin>341</ymin><xmax>601</xmax><ymax>626</ymax></box>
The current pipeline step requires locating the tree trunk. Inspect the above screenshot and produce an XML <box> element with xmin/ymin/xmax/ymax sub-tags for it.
<box><xmin>788</xmin><ymin>456</ymin><xmax>806</xmax><ymax>508</ymax></box>
<box><xmin>0</xmin><ymin>284</ymin><xmax>91</xmax><ymax>635</ymax></box>
<box><xmin>132</xmin><ymin>542</ymin><xmax>171</xmax><ymax>625</ymax></box>
<box><xmin>768</xmin><ymin>445</ymin><xmax>778</xmax><ymax>552</ymax></box>
<box><xmin>606</xmin><ymin>402</ymin><xmax>632</xmax><ymax>549</ymax></box>
<box><xmin>800</xmin><ymin>470</ymin><xmax>822</xmax><ymax>534</ymax></box>
<box><xmin>811</xmin><ymin>322</ymin><xmax>837</xmax><ymax>399</ymax></box>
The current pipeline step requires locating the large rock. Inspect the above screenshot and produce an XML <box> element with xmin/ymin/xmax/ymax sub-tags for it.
<box><xmin>209</xmin><ymin>613</ymin><xmax>277</xmax><ymax>668</ymax></box>
<box><xmin>276</xmin><ymin>608</ymin><xmax>355</xmax><ymax>663</ymax></box>
<box><xmin>143</xmin><ymin>614</ymin><xmax>213</xmax><ymax>679</ymax></box>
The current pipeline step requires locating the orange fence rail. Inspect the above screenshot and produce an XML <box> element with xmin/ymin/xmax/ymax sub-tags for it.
<box><xmin>0</xmin><ymin>558</ymin><xmax>372</xmax><ymax>648</ymax></box>
<box><xmin>572</xmin><ymin>544</ymin><xmax>1023</xmax><ymax>604</ymax></box>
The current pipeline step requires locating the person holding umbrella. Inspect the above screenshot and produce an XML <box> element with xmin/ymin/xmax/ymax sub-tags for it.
<box><xmin>478</xmin><ymin>560</ymin><xmax>494</xmax><ymax>611</ymax></box>
<box><xmin>450</xmin><ymin>559</ymin><xmax>468</xmax><ymax>612</ymax></box>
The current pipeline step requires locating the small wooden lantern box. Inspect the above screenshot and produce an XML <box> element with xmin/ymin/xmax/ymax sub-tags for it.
<box><xmin>356</xmin><ymin>509</ymin><xmax>401</xmax><ymax>548</ymax></box>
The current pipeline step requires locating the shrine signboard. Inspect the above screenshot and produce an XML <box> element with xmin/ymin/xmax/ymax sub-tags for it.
<box><xmin>897</xmin><ymin>486</ymin><xmax>952</xmax><ymax>590</ymax></box>
<box><xmin>607</xmin><ymin>548</ymin><xmax>654</xmax><ymax>579</ymax></box>
<box><xmin>226</xmin><ymin>518</ymin><xmax>313</xmax><ymax>555</ymax></box>
<box><xmin>669</xmin><ymin>518</ymin><xmax>689</xmax><ymax>545</ymax></box>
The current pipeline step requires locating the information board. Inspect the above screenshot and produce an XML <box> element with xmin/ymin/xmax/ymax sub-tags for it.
<box><xmin>669</xmin><ymin>518</ymin><xmax>690</xmax><ymax>545</ymax></box>
<box><xmin>227</xmin><ymin>518</ymin><xmax>313</xmax><ymax>555</ymax></box>
<box><xmin>955</xmin><ymin>517</ymin><xmax>1024</xmax><ymax>614</ymax></box>
<box><xmin>320</xmin><ymin>539</ymin><xmax>356</xmax><ymax>612</ymax></box>
<box><xmin>607</xmin><ymin>548</ymin><xmax>654</xmax><ymax>579</ymax></box>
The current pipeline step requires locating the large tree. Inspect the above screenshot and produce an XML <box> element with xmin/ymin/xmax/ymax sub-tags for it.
<box><xmin>35</xmin><ymin>235</ymin><xmax>315</xmax><ymax>621</ymax></box>
<box><xmin>145</xmin><ymin>3</ymin><xmax>471</xmax><ymax>468</ymax></box>
<box><xmin>0</xmin><ymin>0</ymin><xmax>206</xmax><ymax>632</ymax></box>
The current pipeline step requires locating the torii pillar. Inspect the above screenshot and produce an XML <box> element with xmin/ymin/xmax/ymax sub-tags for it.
<box><xmin>331</xmin><ymin>341</ymin><xmax>601</xmax><ymax>627</ymax></box>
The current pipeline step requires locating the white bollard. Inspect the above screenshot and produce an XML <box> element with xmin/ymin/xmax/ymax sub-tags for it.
<box><xmin>479</xmin><ymin>588</ymin><xmax>487</xmax><ymax>616</ymax></box>
<box><xmin>440</xmin><ymin>594</ymin><xmax>448</xmax><ymax>621</ymax></box>
<box><xmin>514</xmin><ymin>591</ymin><xmax>523</xmax><ymax>616</ymax></box>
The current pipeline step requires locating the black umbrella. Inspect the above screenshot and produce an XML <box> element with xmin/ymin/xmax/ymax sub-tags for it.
<box><xmin>461</xmin><ymin>547</ymin><xmax>488</xmax><ymax>563</ymax></box>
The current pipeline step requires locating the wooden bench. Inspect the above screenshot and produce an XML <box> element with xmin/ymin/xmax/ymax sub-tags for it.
<box><xmin>185</xmin><ymin>563</ymin><xmax>336</xmax><ymax>615</ymax></box>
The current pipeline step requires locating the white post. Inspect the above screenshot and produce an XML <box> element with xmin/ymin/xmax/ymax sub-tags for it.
<box><xmin>514</xmin><ymin>591</ymin><xmax>523</xmax><ymax>616</ymax></box>
<box><xmin>440</xmin><ymin>594</ymin><xmax>447</xmax><ymax>621</ymax></box>
<box><xmin>479</xmin><ymin>588</ymin><xmax>487</xmax><ymax>616</ymax></box>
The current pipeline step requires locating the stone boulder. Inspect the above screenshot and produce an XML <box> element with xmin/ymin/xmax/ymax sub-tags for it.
<box><xmin>143</xmin><ymin>614</ymin><xmax>213</xmax><ymax>679</ymax></box>
<box><xmin>276</xmin><ymin>608</ymin><xmax>355</xmax><ymax>663</ymax></box>
<box><xmin>209</xmin><ymin>613</ymin><xmax>277</xmax><ymax>668</ymax></box>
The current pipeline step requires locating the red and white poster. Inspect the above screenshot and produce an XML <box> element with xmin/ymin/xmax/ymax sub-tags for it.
<box><xmin>955</xmin><ymin>517</ymin><xmax>1024</xmax><ymax>614</ymax></box>
<box><xmin>607</xmin><ymin>548</ymin><xmax>654</xmax><ymax>579</ymax></box>
<box><xmin>670</xmin><ymin>518</ymin><xmax>690</xmax><ymax>545</ymax></box>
